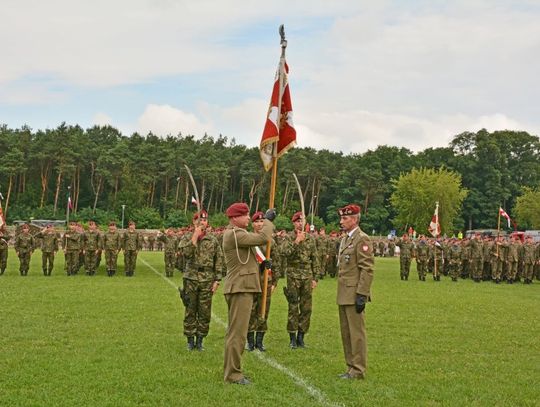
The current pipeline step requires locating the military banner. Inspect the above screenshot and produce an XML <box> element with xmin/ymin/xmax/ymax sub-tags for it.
<box><xmin>428</xmin><ymin>201</ymin><xmax>440</xmax><ymax>237</ymax></box>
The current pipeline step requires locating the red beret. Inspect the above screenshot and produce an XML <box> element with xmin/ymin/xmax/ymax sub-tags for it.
<box><xmin>338</xmin><ymin>204</ymin><xmax>361</xmax><ymax>216</ymax></box>
<box><xmin>291</xmin><ymin>211</ymin><xmax>304</xmax><ymax>222</ymax></box>
<box><xmin>193</xmin><ymin>210</ymin><xmax>208</xmax><ymax>221</ymax></box>
<box><xmin>226</xmin><ymin>202</ymin><xmax>249</xmax><ymax>218</ymax></box>
<box><xmin>251</xmin><ymin>211</ymin><xmax>264</xmax><ymax>222</ymax></box>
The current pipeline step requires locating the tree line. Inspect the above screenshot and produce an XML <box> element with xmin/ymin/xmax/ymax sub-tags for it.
<box><xmin>1</xmin><ymin>124</ymin><xmax>539</xmax><ymax>233</ymax></box>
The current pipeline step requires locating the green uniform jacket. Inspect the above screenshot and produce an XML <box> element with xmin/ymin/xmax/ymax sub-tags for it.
<box><xmin>103</xmin><ymin>231</ymin><xmax>122</xmax><ymax>251</ymax></box>
<box><xmin>158</xmin><ymin>234</ymin><xmax>178</xmax><ymax>253</ymax></box>
<box><xmin>84</xmin><ymin>230</ymin><xmax>102</xmax><ymax>251</ymax></box>
<box><xmin>63</xmin><ymin>231</ymin><xmax>82</xmax><ymax>251</ymax></box>
<box><xmin>281</xmin><ymin>232</ymin><xmax>320</xmax><ymax>280</ymax></box>
<box><xmin>123</xmin><ymin>230</ymin><xmax>142</xmax><ymax>251</ymax></box>
<box><xmin>222</xmin><ymin>219</ymin><xmax>273</xmax><ymax>294</ymax></box>
<box><xmin>15</xmin><ymin>234</ymin><xmax>35</xmax><ymax>253</ymax></box>
<box><xmin>337</xmin><ymin>227</ymin><xmax>374</xmax><ymax>304</ymax></box>
<box><xmin>179</xmin><ymin>233</ymin><xmax>223</xmax><ymax>282</ymax></box>
<box><xmin>36</xmin><ymin>231</ymin><xmax>59</xmax><ymax>252</ymax></box>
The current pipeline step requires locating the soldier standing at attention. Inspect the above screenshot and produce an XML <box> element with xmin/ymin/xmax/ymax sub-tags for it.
<box><xmin>83</xmin><ymin>220</ymin><xmax>102</xmax><ymax>276</ymax></box>
<box><xmin>336</xmin><ymin>204</ymin><xmax>374</xmax><ymax>380</ymax></box>
<box><xmin>246</xmin><ymin>211</ymin><xmax>278</xmax><ymax>352</ymax></box>
<box><xmin>506</xmin><ymin>235</ymin><xmax>520</xmax><ymax>283</ymax></box>
<box><xmin>378</xmin><ymin>239</ymin><xmax>386</xmax><ymax>258</ymax></box>
<box><xmin>178</xmin><ymin>211</ymin><xmax>223</xmax><ymax>351</ymax></box>
<box><xmin>388</xmin><ymin>239</ymin><xmax>396</xmax><ymax>257</ymax></box>
<box><xmin>448</xmin><ymin>238</ymin><xmax>462</xmax><ymax>281</ymax></box>
<box><xmin>396</xmin><ymin>234</ymin><xmax>414</xmax><ymax>280</ymax></box>
<box><xmin>158</xmin><ymin>228</ymin><xmax>178</xmax><ymax>278</ymax></box>
<box><xmin>0</xmin><ymin>227</ymin><xmax>10</xmax><ymax>275</ymax></box>
<box><xmin>222</xmin><ymin>203</ymin><xmax>274</xmax><ymax>384</ymax></box>
<box><xmin>36</xmin><ymin>224</ymin><xmax>59</xmax><ymax>276</ymax></box>
<box><xmin>122</xmin><ymin>221</ymin><xmax>142</xmax><ymax>277</ymax></box>
<box><xmin>482</xmin><ymin>236</ymin><xmax>493</xmax><ymax>281</ymax></box>
<box><xmin>15</xmin><ymin>224</ymin><xmax>35</xmax><ymax>276</ymax></box>
<box><xmin>522</xmin><ymin>236</ymin><xmax>537</xmax><ymax>284</ymax></box>
<box><xmin>282</xmin><ymin>212</ymin><xmax>320</xmax><ymax>349</ymax></box>
<box><xmin>414</xmin><ymin>235</ymin><xmax>429</xmax><ymax>281</ymax></box>
<box><xmin>469</xmin><ymin>233</ymin><xmax>484</xmax><ymax>283</ymax></box>
<box><xmin>491</xmin><ymin>235</ymin><xmax>504</xmax><ymax>284</ymax></box>
<box><xmin>63</xmin><ymin>221</ymin><xmax>82</xmax><ymax>276</ymax></box>
<box><xmin>103</xmin><ymin>222</ymin><xmax>122</xmax><ymax>277</ymax></box>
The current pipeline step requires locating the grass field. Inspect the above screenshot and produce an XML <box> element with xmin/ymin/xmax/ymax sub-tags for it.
<box><xmin>1</xmin><ymin>250</ymin><xmax>539</xmax><ymax>407</ymax></box>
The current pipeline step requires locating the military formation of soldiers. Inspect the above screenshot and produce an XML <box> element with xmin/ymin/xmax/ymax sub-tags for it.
<box><xmin>394</xmin><ymin>233</ymin><xmax>540</xmax><ymax>284</ymax></box>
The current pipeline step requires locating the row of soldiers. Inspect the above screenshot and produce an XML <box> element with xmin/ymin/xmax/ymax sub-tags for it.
<box><xmin>1</xmin><ymin>220</ymin><xmax>143</xmax><ymax>276</ymax></box>
<box><xmin>395</xmin><ymin>233</ymin><xmax>540</xmax><ymax>283</ymax></box>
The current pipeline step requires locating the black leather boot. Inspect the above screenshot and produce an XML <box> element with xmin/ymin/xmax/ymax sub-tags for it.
<box><xmin>247</xmin><ymin>331</ymin><xmax>255</xmax><ymax>351</ymax></box>
<box><xmin>187</xmin><ymin>336</ymin><xmax>195</xmax><ymax>351</ymax></box>
<box><xmin>196</xmin><ymin>335</ymin><xmax>204</xmax><ymax>351</ymax></box>
<box><xmin>289</xmin><ymin>332</ymin><xmax>297</xmax><ymax>349</ymax></box>
<box><xmin>297</xmin><ymin>331</ymin><xmax>305</xmax><ymax>348</ymax></box>
<box><xmin>255</xmin><ymin>332</ymin><xmax>266</xmax><ymax>352</ymax></box>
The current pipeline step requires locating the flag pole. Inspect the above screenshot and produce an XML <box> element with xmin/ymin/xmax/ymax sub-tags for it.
<box><xmin>434</xmin><ymin>201</ymin><xmax>438</xmax><ymax>279</ymax></box>
<box><xmin>261</xmin><ymin>25</ymin><xmax>287</xmax><ymax>319</ymax></box>
<box><xmin>66</xmin><ymin>186</ymin><xmax>71</xmax><ymax>226</ymax></box>
<box><xmin>496</xmin><ymin>206</ymin><xmax>501</xmax><ymax>258</ymax></box>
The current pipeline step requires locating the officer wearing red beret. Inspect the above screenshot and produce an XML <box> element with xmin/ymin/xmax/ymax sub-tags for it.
<box><xmin>336</xmin><ymin>204</ymin><xmax>374</xmax><ymax>379</ymax></box>
<box><xmin>222</xmin><ymin>203</ymin><xmax>275</xmax><ymax>384</ymax></box>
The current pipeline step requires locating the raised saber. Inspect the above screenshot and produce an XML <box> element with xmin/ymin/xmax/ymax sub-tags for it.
<box><xmin>292</xmin><ymin>173</ymin><xmax>306</xmax><ymax>231</ymax></box>
<box><xmin>184</xmin><ymin>164</ymin><xmax>202</xmax><ymax>216</ymax></box>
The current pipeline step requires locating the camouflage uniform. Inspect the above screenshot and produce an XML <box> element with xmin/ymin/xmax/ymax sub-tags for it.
<box><xmin>281</xmin><ymin>232</ymin><xmax>320</xmax><ymax>335</ymax></box>
<box><xmin>179</xmin><ymin>232</ymin><xmax>223</xmax><ymax>340</ymax></box>
<box><xmin>522</xmin><ymin>240</ymin><xmax>537</xmax><ymax>283</ymax></box>
<box><xmin>491</xmin><ymin>239</ymin><xmax>504</xmax><ymax>282</ymax></box>
<box><xmin>147</xmin><ymin>234</ymin><xmax>156</xmax><ymax>251</ymax></box>
<box><xmin>388</xmin><ymin>240</ymin><xmax>396</xmax><ymax>257</ymax></box>
<box><xmin>414</xmin><ymin>239</ymin><xmax>429</xmax><ymax>281</ymax></box>
<box><xmin>448</xmin><ymin>242</ymin><xmax>462</xmax><ymax>281</ymax></box>
<box><xmin>103</xmin><ymin>229</ymin><xmax>122</xmax><ymax>276</ymax></box>
<box><xmin>482</xmin><ymin>239</ymin><xmax>493</xmax><ymax>280</ymax></box>
<box><xmin>63</xmin><ymin>229</ymin><xmax>82</xmax><ymax>276</ymax></box>
<box><xmin>158</xmin><ymin>232</ymin><xmax>178</xmax><ymax>277</ymax></box>
<box><xmin>83</xmin><ymin>229</ymin><xmax>102</xmax><ymax>276</ymax></box>
<box><xmin>396</xmin><ymin>237</ymin><xmax>414</xmax><ymax>280</ymax></box>
<box><xmin>506</xmin><ymin>240</ymin><xmax>519</xmax><ymax>283</ymax></box>
<box><xmin>469</xmin><ymin>237</ymin><xmax>484</xmax><ymax>282</ymax></box>
<box><xmin>460</xmin><ymin>240</ymin><xmax>470</xmax><ymax>278</ymax></box>
<box><xmin>327</xmin><ymin>235</ymin><xmax>338</xmax><ymax>278</ymax></box>
<box><xmin>378</xmin><ymin>240</ymin><xmax>386</xmax><ymax>257</ymax></box>
<box><xmin>316</xmin><ymin>233</ymin><xmax>329</xmax><ymax>278</ymax></box>
<box><xmin>0</xmin><ymin>230</ymin><xmax>9</xmax><ymax>274</ymax></box>
<box><xmin>122</xmin><ymin>228</ymin><xmax>142</xmax><ymax>276</ymax></box>
<box><xmin>15</xmin><ymin>231</ymin><xmax>35</xmax><ymax>276</ymax></box>
<box><xmin>36</xmin><ymin>229</ymin><xmax>59</xmax><ymax>276</ymax></box>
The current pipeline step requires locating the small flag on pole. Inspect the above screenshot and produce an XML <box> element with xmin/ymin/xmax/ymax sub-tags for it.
<box><xmin>191</xmin><ymin>196</ymin><xmax>198</xmax><ymax>206</ymax></box>
<box><xmin>254</xmin><ymin>246</ymin><xmax>266</xmax><ymax>264</ymax></box>
<box><xmin>68</xmin><ymin>196</ymin><xmax>73</xmax><ymax>210</ymax></box>
<box><xmin>499</xmin><ymin>207</ymin><xmax>511</xmax><ymax>228</ymax></box>
<box><xmin>428</xmin><ymin>202</ymin><xmax>441</xmax><ymax>237</ymax></box>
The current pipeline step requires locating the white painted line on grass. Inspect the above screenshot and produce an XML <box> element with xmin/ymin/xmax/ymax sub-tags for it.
<box><xmin>141</xmin><ymin>258</ymin><xmax>343</xmax><ymax>407</ymax></box>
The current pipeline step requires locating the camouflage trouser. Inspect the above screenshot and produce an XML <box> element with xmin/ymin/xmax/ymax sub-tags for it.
<box><xmin>493</xmin><ymin>260</ymin><xmax>504</xmax><ymax>280</ymax></box>
<box><xmin>124</xmin><ymin>250</ymin><xmax>138</xmax><ymax>274</ymax></box>
<box><xmin>105</xmin><ymin>250</ymin><xmax>119</xmax><ymax>273</ymax></box>
<box><xmin>164</xmin><ymin>251</ymin><xmax>176</xmax><ymax>276</ymax></box>
<box><xmin>18</xmin><ymin>252</ymin><xmax>32</xmax><ymax>275</ymax></box>
<box><xmin>286</xmin><ymin>277</ymin><xmax>312</xmax><ymax>333</ymax></box>
<box><xmin>0</xmin><ymin>248</ymin><xmax>8</xmax><ymax>272</ymax></box>
<box><xmin>449</xmin><ymin>262</ymin><xmax>461</xmax><ymax>279</ymax></box>
<box><xmin>490</xmin><ymin>260</ymin><xmax>498</xmax><ymax>280</ymax></box>
<box><xmin>42</xmin><ymin>252</ymin><xmax>55</xmax><ymax>275</ymax></box>
<box><xmin>535</xmin><ymin>263</ymin><xmax>540</xmax><ymax>280</ymax></box>
<box><xmin>507</xmin><ymin>261</ymin><xmax>517</xmax><ymax>280</ymax></box>
<box><xmin>483</xmin><ymin>261</ymin><xmax>491</xmax><ymax>280</ymax></box>
<box><xmin>461</xmin><ymin>260</ymin><xmax>469</xmax><ymax>278</ymax></box>
<box><xmin>183</xmin><ymin>279</ymin><xmax>213</xmax><ymax>337</ymax></box>
<box><xmin>249</xmin><ymin>277</ymin><xmax>272</xmax><ymax>332</ymax></box>
<box><xmin>400</xmin><ymin>256</ymin><xmax>411</xmax><ymax>277</ymax></box>
<box><xmin>319</xmin><ymin>255</ymin><xmax>327</xmax><ymax>277</ymax></box>
<box><xmin>523</xmin><ymin>263</ymin><xmax>535</xmax><ymax>281</ymax></box>
<box><xmin>327</xmin><ymin>255</ymin><xmax>337</xmax><ymax>277</ymax></box>
<box><xmin>176</xmin><ymin>255</ymin><xmax>184</xmax><ymax>273</ymax></box>
<box><xmin>65</xmin><ymin>250</ymin><xmax>79</xmax><ymax>275</ymax></box>
<box><xmin>416</xmin><ymin>259</ymin><xmax>428</xmax><ymax>278</ymax></box>
<box><xmin>85</xmin><ymin>250</ymin><xmax>100</xmax><ymax>275</ymax></box>
<box><xmin>470</xmin><ymin>257</ymin><xmax>483</xmax><ymax>280</ymax></box>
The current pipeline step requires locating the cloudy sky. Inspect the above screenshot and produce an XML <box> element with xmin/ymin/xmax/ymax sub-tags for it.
<box><xmin>1</xmin><ymin>0</ymin><xmax>539</xmax><ymax>153</ymax></box>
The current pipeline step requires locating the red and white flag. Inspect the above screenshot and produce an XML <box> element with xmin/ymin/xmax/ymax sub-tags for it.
<box><xmin>260</xmin><ymin>60</ymin><xmax>296</xmax><ymax>171</ymax></box>
<box><xmin>254</xmin><ymin>246</ymin><xmax>266</xmax><ymax>264</ymax></box>
<box><xmin>67</xmin><ymin>196</ymin><xmax>73</xmax><ymax>210</ymax></box>
<box><xmin>499</xmin><ymin>207</ymin><xmax>511</xmax><ymax>228</ymax></box>
<box><xmin>428</xmin><ymin>202</ymin><xmax>441</xmax><ymax>237</ymax></box>
<box><xmin>191</xmin><ymin>196</ymin><xmax>198</xmax><ymax>206</ymax></box>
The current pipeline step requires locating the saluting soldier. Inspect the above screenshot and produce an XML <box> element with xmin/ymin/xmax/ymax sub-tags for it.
<box><xmin>83</xmin><ymin>220</ymin><xmax>102</xmax><ymax>276</ymax></box>
<box><xmin>281</xmin><ymin>211</ymin><xmax>320</xmax><ymax>349</ymax></box>
<box><xmin>122</xmin><ymin>221</ymin><xmax>142</xmax><ymax>276</ymax></box>
<box><xmin>178</xmin><ymin>211</ymin><xmax>223</xmax><ymax>351</ymax></box>
<box><xmin>247</xmin><ymin>211</ymin><xmax>279</xmax><ymax>352</ymax></box>
<box><xmin>15</xmin><ymin>224</ymin><xmax>35</xmax><ymax>276</ymax></box>
<box><xmin>0</xmin><ymin>227</ymin><xmax>10</xmax><ymax>275</ymax></box>
<box><xmin>63</xmin><ymin>221</ymin><xmax>82</xmax><ymax>276</ymax></box>
<box><xmin>36</xmin><ymin>224</ymin><xmax>59</xmax><ymax>276</ymax></box>
<box><xmin>158</xmin><ymin>228</ymin><xmax>179</xmax><ymax>277</ymax></box>
<box><xmin>103</xmin><ymin>222</ymin><xmax>122</xmax><ymax>277</ymax></box>
<box><xmin>396</xmin><ymin>233</ymin><xmax>414</xmax><ymax>280</ymax></box>
<box><xmin>222</xmin><ymin>203</ymin><xmax>274</xmax><ymax>385</ymax></box>
<box><xmin>336</xmin><ymin>204</ymin><xmax>374</xmax><ymax>380</ymax></box>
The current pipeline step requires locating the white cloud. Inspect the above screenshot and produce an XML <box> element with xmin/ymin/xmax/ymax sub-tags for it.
<box><xmin>93</xmin><ymin>112</ymin><xmax>113</xmax><ymax>127</ymax></box>
<box><xmin>137</xmin><ymin>104</ymin><xmax>214</xmax><ymax>137</ymax></box>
